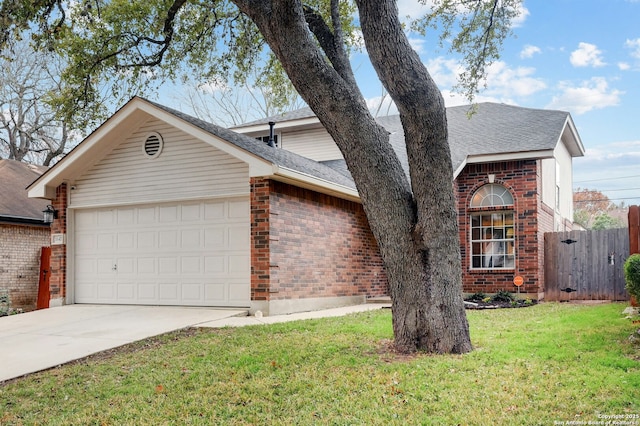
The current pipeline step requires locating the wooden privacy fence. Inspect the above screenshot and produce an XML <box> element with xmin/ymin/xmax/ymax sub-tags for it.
<box><xmin>544</xmin><ymin>228</ymin><xmax>629</xmax><ymax>301</ymax></box>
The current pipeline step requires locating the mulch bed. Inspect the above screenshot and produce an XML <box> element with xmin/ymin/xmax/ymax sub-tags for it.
<box><xmin>464</xmin><ymin>300</ymin><xmax>538</xmax><ymax>309</ymax></box>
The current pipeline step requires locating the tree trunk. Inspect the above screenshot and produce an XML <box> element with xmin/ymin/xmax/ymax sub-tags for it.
<box><xmin>235</xmin><ymin>0</ymin><xmax>472</xmax><ymax>353</ymax></box>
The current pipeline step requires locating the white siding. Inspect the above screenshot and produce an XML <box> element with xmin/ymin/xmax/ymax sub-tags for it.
<box><xmin>70</xmin><ymin>118</ymin><xmax>249</xmax><ymax>207</ymax></box>
<box><xmin>555</xmin><ymin>138</ymin><xmax>574</xmax><ymax>223</ymax></box>
<box><xmin>280</xmin><ymin>127</ymin><xmax>343</xmax><ymax>161</ymax></box>
<box><xmin>541</xmin><ymin>157</ymin><xmax>556</xmax><ymax>209</ymax></box>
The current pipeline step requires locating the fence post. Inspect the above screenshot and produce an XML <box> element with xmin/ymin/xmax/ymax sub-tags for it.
<box><xmin>630</xmin><ymin>205</ymin><xmax>639</xmax><ymax>255</ymax></box>
<box><xmin>629</xmin><ymin>206</ymin><xmax>639</xmax><ymax>306</ymax></box>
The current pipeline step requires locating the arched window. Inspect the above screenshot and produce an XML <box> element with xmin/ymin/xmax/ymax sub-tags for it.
<box><xmin>470</xmin><ymin>183</ymin><xmax>514</xmax><ymax>207</ymax></box>
<box><xmin>469</xmin><ymin>184</ymin><xmax>515</xmax><ymax>269</ymax></box>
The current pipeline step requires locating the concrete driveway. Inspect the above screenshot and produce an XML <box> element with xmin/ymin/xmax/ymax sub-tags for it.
<box><xmin>0</xmin><ymin>305</ymin><xmax>247</xmax><ymax>382</ymax></box>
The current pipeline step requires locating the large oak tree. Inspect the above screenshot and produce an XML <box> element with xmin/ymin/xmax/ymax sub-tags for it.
<box><xmin>0</xmin><ymin>0</ymin><xmax>521</xmax><ymax>353</ymax></box>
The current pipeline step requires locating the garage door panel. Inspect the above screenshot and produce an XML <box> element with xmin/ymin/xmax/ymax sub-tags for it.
<box><xmin>205</xmin><ymin>256</ymin><xmax>225</xmax><ymax>273</ymax></box>
<box><xmin>229</xmin><ymin>200</ymin><xmax>250</xmax><ymax>218</ymax></box>
<box><xmin>137</xmin><ymin>258</ymin><xmax>156</xmax><ymax>274</ymax></box>
<box><xmin>97</xmin><ymin>233</ymin><xmax>116</xmax><ymax>250</ymax></box>
<box><xmin>97</xmin><ymin>209</ymin><xmax>115</xmax><ymax>226</ymax></box>
<box><xmin>117</xmin><ymin>208</ymin><xmax>135</xmax><ymax>224</ymax></box>
<box><xmin>159</xmin><ymin>205</ymin><xmax>178</xmax><ymax>223</ymax></box>
<box><xmin>138</xmin><ymin>283</ymin><xmax>157</xmax><ymax>301</ymax></box>
<box><xmin>204</xmin><ymin>202</ymin><xmax>225</xmax><ymax>220</ymax></box>
<box><xmin>137</xmin><ymin>207</ymin><xmax>156</xmax><ymax>224</ymax></box>
<box><xmin>228</xmin><ymin>279</ymin><xmax>250</xmax><ymax>302</ymax></box>
<box><xmin>159</xmin><ymin>282</ymin><xmax>179</xmax><ymax>301</ymax></box>
<box><xmin>181</xmin><ymin>204</ymin><xmax>202</xmax><ymax>221</ymax></box>
<box><xmin>204</xmin><ymin>227</ymin><xmax>225</xmax><ymax>248</ymax></box>
<box><xmin>159</xmin><ymin>230</ymin><xmax>178</xmax><ymax>249</ymax></box>
<box><xmin>229</xmin><ymin>255</ymin><xmax>250</xmax><ymax>274</ymax></box>
<box><xmin>182</xmin><ymin>282</ymin><xmax>203</xmax><ymax>301</ymax></box>
<box><xmin>181</xmin><ymin>256</ymin><xmax>201</xmax><ymax>274</ymax></box>
<box><xmin>97</xmin><ymin>282</ymin><xmax>116</xmax><ymax>300</ymax></box>
<box><xmin>181</xmin><ymin>229</ymin><xmax>201</xmax><ymax>248</ymax></box>
<box><xmin>159</xmin><ymin>257</ymin><xmax>178</xmax><ymax>274</ymax></box>
<box><xmin>137</xmin><ymin>231</ymin><xmax>156</xmax><ymax>249</ymax></box>
<box><xmin>74</xmin><ymin>198</ymin><xmax>250</xmax><ymax>307</ymax></box>
<box><xmin>229</xmin><ymin>225</ymin><xmax>250</xmax><ymax>250</ymax></box>
<box><xmin>118</xmin><ymin>232</ymin><xmax>135</xmax><ymax>249</ymax></box>
<box><xmin>117</xmin><ymin>282</ymin><xmax>136</xmax><ymax>300</ymax></box>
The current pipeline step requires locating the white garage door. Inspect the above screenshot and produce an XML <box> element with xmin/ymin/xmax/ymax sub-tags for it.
<box><xmin>73</xmin><ymin>198</ymin><xmax>250</xmax><ymax>307</ymax></box>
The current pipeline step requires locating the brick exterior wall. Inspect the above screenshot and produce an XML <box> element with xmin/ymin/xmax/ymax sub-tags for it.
<box><xmin>250</xmin><ymin>178</ymin><xmax>388</xmax><ymax>302</ymax></box>
<box><xmin>48</xmin><ymin>183</ymin><xmax>67</xmax><ymax>304</ymax></box>
<box><xmin>250</xmin><ymin>178</ymin><xmax>272</xmax><ymax>302</ymax></box>
<box><xmin>456</xmin><ymin>160</ymin><xmax>545</xmax><ymax>297</ymax></box>
<box><xmin>0</xmin><ymin>223</ymin><xmax>50</xmax><ymax>311</ymax></box>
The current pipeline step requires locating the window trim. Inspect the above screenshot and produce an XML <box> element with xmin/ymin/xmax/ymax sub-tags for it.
<box><xmin>468</xmin><ymin>183</ymin><xmax>516</xmax><ymax>271</ymax></box>
<box><xmin>469</xmin><ymin>211</ymin><xmax>516</xmax><ymax>270</ymax></box>
<box><xmin>470</xmin><ymin>183</ymin><xmax>514</xmax><ymax>208</ymax></box>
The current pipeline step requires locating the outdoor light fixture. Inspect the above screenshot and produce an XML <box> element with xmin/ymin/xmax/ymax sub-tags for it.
<box><xmin>43</xmin><ymin>205</ymin><xmax>58</xmax><ymax>224</ymax></box>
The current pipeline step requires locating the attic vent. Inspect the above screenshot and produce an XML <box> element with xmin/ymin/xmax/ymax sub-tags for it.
<box><xmin>143</xmin><ymin>132</ymin><xmax>163</xmax><ymax>159</ymax></box>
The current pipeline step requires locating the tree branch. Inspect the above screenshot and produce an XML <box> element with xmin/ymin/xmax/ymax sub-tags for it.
<box><xmin>302</xmin><ymin>4</ymin><xmax>359</xmax><ymax>92</ymax></box>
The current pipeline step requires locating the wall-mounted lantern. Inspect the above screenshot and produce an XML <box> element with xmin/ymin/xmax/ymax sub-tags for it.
<box><xmin>43</xmin><ymin>205</ymin><xmax>58</xmax><ymax>224</ymax></box>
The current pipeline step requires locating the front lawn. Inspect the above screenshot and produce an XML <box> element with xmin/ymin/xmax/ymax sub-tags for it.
<box><xmin>1</xmin><ymin>303</ymin><xmax>638</xmax><ymax>425</ymax></box>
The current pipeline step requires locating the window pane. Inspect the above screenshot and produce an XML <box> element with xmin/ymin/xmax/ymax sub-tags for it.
<box><xmin>470</xmin><ymin>184</ymin><xmax>514</xmax><ymax>208</ymax></box>
<box><xmin>470</xmin><ymin>212</ymin><xmax>515</xmax><ymax>270</ymax></box>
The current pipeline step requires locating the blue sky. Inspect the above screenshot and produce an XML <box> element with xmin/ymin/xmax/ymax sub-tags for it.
<box><xmin>357</xmin><ymin>0</ymin><xmax>640</xmax><ymax>206</ymax></box>
<box><xmin>166</xmin><ymin>1</ymin><xmax>639</xmax><ymax>206</ymax></box>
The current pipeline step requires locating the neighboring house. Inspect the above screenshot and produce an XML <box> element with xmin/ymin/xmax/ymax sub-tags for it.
<box><xmin>27</xmin><ymin>97</ymin><xmax>584</xmax><ymax>315</ymax></box>
<box><xmin>0</xmin><ymin>159</ymin><xmax>50</xmax><ymax>311</ymax></box>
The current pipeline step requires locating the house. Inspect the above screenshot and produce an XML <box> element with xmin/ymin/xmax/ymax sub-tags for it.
<box><xmin>234</xmin><ymin>102</ymin><xmax>584</xmax><ymax>299</ymax></box>
<box><xmin>27</xmin><ymin>97</ymin><xmax>584</xmax><ymax>315</ymax></box>
<box><xmin>0</xmin><ymin>159</ymin><xmax>50</xmax><ymax>312</ymax></box>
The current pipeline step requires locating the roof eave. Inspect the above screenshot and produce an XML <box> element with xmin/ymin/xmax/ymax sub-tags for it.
<box><xmin>0</xmin><ymin>215</ymin><xmax>50</xmax><ymax>227</ymax></box>
<box><xmin>232</xmin><ymin>117</ymin><xmax>322</xmax><ymax>134</ymax></box>
<box><xmin>456</xmin><ymin>149</ymin><xmax>554</xmax><ymax>168</ymax></box>
<box><xmin>561</xmin><ymin>115</ymin><xmax>586</xmax><ymax>157</ymax></box>
<box><xmin>271</xmin><ymin>165</ymin><xmax>360</xmax><ymax>203</ymax></box>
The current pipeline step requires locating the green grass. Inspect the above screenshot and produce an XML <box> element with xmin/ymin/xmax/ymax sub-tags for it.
<box><xmin>1</xmin><ymin>303</ymin><xmax>639</xmax><ymax>425</ymax></box>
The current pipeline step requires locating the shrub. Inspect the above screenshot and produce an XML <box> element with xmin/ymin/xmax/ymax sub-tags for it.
<box><xmin>491</xmin><ymin>290</ymin><xmax>515</xmax><ymax>303</ymax></box>
<box><xmin>466</xmin><ymin>292</ymin><xmax>487</xmax><ymax>302</ymax></box>
<box><xmin>624</xmin><ymin>254</ymin><xmax>640</xmax><ymax>301</ymax></box>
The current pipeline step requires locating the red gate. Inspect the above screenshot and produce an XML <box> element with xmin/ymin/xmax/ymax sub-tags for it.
<box><xmin>36</xmin><ymin>246</ymin><xmax>51</xmax><ymax>310</ymax></box>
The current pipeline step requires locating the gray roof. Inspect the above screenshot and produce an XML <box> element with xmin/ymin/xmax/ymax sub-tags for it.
<box><xmin>0</xmin><ymin>159</ymin><xmax>49</xmax><ymax>224</ymax></box>
<box><xmin>151</xmin><ymin>101</ymin><xmax>572</xmax><ymax>194</ymax></box>
<box><xmin>232</xmin><ymin>107</ymin><xmax>316</xmax><ymax>128</ymax></box>
<box><xmin>378</xmin><ymin>103</ymin><xmax>571</xmax><ymax>175</ymax></box>
<box><xmin>233</xmin><ymin>102</ymin><xmax>572</xmax><ymax>184</ymax></box>
<box><xmin>148</xmin><ymin>101</ymin><xmax>356</xmax><ymax>190</ymax></box>
<box><xmin>445</xmin><ymin>103</ymin><xmax>570</xmax><ymax>171</ymax></box>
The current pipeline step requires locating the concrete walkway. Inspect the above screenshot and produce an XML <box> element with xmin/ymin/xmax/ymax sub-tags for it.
<box><xmin>0</xmin><ymin>303</ymin><xmax>389</xmax><ymax>383</ymax></box>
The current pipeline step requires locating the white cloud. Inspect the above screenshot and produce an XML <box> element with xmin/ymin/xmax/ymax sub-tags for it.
<box><xmin>625</xmin><ymin>38</ymin><xmax>640</xmax><ymax>59</ymax></box>
<box><xmin>424</xmin><ymin>58</ymin><xmax>546</xmax><ymax>103</ymax></box>
<box><xmin>425</xmin><ymin>57</ymin><xmax>464</xmax><ymax>88</ymax></box>
<box><xmin>520</xmin><ymin>44</ymin><xmax>541</xmax><ymax>59</ymax></box>
<box><xmin>510</xmin><ymin>4</ymin><xmax>530</xmax><ymax>28</ymax></box>
<box><xmin>408</xmin><ymin>37</ymin><xmax>427</xmax><ymax>54</ymax></box>
<box><xmin>570</xmin><ymin>42</ymin><xmax>606</xmax><ymax>67</ymax></box>
<box><xmin>483</xmin><ymin>61</ymin><xmax>547</xmax><ymax>97</ymax></box>
<box><xmin>396</xmin><ymin>0</ymin><xmax>432</xmax><ymax>20</ymax></box>
<box><xmin>546</xmin><ymin>77</ymin><xmax>623</xmax><ymax>114</ymax></box>
<box><xmin>618</xmin><ymin>62</ymin><xmax>631</xmax><ymax>71</ymax></box>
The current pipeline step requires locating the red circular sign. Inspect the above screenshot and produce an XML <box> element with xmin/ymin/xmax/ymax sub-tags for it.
<box><xmin>513</xmin><ymin>276</ymin><xmax>524</xmax><ymax>287</ymax></box>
